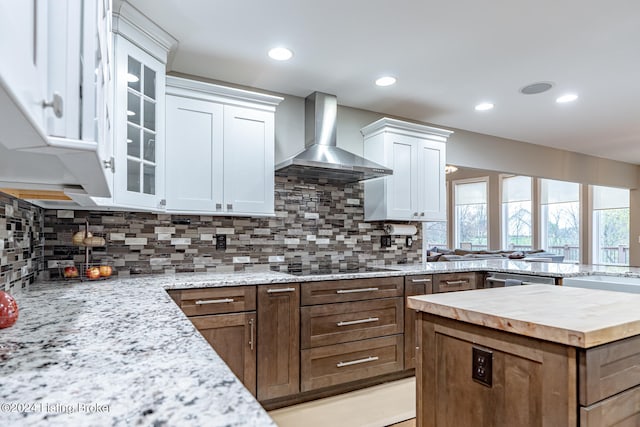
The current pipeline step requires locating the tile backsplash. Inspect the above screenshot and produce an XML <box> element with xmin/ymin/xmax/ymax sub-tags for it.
<box><xmin>44</xmin><ymin>176</ymin><xmax>422</xmax><ymax>277</ymax></box>
<box><xmin>0</xmin><ymin>192</ymin><xmax>44</xmax><ymax>292</ymax></box>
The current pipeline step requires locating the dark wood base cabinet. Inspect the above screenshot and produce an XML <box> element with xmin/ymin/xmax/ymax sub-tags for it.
<box><xmin>416</xmin><ymin>313</ymin><xmax>640</xmax><ymax>427</ymax></box>
<box><xmin>190</xmin><ymin>312</ymin><xmax>257</xmax><ymax>395</ymax></box>
<box><xmin>257</xmin><ymin>284</ymin><xmax>300</xmax><ymax>401</ymax></box>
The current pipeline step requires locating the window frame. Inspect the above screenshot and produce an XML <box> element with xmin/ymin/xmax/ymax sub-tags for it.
<box><xmin>452</xmin><ymin>176</ymin><xmax>489</xmax><ymax>250</ymax></box>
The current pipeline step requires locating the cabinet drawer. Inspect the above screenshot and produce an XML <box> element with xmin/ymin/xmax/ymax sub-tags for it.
<box><xmin>301</xmin><ymin>335</ymin><xmax>404</xmax><ymax>392</ymax></box>
<box><xmin>405</xmin><ymin>275</ymin><xmax>433</xmax><ymax>293</ymax></box>
<box><xmin>169</xmin><ymin>286</ymin><xmax>256</xmax><ymax>316</ymax></box>
<box><xmin>301</xmin><ymin>298</ymin><xmax>403</xmax><ymax>349</ymax></box>
<box><xmin>579</xmin><ymin>334</ymin><xmax>640</xmax><ymax>406</ymax></box>
<box><xmin>580</xmin><ymin>384</ymin><xmax>640</xmax><ymax>427</ymax></box>
<box><xmin>433</xmin><ymin>273</ymin><xmax>477</xmax><ymax>293</ymax></box>
<box><xmin>301</xmin><ymin>276</ymin><xmax>404</xmax><ymax>305</ymax></box>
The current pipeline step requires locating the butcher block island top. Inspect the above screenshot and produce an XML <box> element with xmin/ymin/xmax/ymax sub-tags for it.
<box><xmin>407</xmin><ymin>284</ymin><xmax>640</xmax><ymax>348</ymax></box>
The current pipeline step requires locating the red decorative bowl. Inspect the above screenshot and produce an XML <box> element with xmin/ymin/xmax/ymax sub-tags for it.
<box><xmin>0</xmin><ymin>291</ymin><xmax>19</xmax><ymax>328</ymax></box>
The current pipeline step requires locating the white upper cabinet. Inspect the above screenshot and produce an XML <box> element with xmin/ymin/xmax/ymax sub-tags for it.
<box><xmin>223</xmin><ymin>106</ymin><xmax>275</xmax><ymax>215</ymax></box>
<box><xmin>108</xmin><ymin>0</ymin><xmax>176</xmax><ymax>210</ymax></box>
<box><xmin>0</xmin><ymin>0</ymin><xmax>49</xmax><ymax>146</ymax></box>
<box><xmin>165</xmin><ymin>95</ymin><xmax>223</xmax><ymax>212</ymax></box>
<box><xmin>361</xmin><ymin>118</ymin><xmax>453</xmax><ymax>222</ymax></box>
<box><xmin>165</xmin><ymin>76</ymin><xmax>282</xmax><ymax>216</ymax></box>
<box><xmin>0</xmin><ymin>0</ymin><xmax>113</xmax><ymax>197</ymax></box>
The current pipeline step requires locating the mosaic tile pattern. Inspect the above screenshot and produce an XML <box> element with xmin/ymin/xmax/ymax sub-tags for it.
<box><xmin>0</xmin><ymin>192</ymin><xmax>45</xmax><ymax>292</ymax></box>
<box><xmin>44</xmin><ymin>176</ymin><xmax>422</xmax><ymax>277</ymax></box>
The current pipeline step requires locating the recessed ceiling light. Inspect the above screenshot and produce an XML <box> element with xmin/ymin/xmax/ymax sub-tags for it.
<box><xmin>475</xmin><ymin>102</ymin><xmax>494</xmax><ymax>111</ymax></box>
<box><xmin>556</xmin><ymin>94</ymin><xmax>578</xmax><ymax>103</ymax></box>
<box><xmin>375</xmin><ymin>76</ymin><xmax>397</xmax><ymax>87</ymax></box>
<box><xmin>268</xmin><ymin>47</ymin><xmax>293</xmax><ymax>61</ymax></box>
<box><xmin>520</xmin><ymin>82</ymin><xmax>554</xmax><ymax>95</ymax></box>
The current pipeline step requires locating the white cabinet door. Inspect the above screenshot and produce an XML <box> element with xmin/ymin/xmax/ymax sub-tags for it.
<box><xmin>0</xmin><ymin>0</ymin><xmax>48</xmax><ymax>148</ymax></box>
<box><xmin>113</xmin><ymin>36</ymin><xmax>165</xmax><ymax>210</ymax></box>
<box><xmin>361</xmin><ymin>118</ymin><xmax>452</xmax><ymax>222</ymax></box>
<box><xmin>165</xmin><ymin>95</ymin><xmax>223</xmax><ymax>212</ymax></box>
<box><xmin>417</xmin><ymin>139</ymin><xmax>447</xmax><ymax>221</ymax></box>
<box><xmin>223</xmin><ymin>105</ymin><xmax>274</xmax><ymax>215</ymax></box>
<box><xmin>46</xmin><ymin>0</ymin><xmax>81</xmax><ymax>138</ymax></box>
<box><xmin>385</xmin><ymin>134</ymin><xmax>418</xmax><ymax>220</ymax></box>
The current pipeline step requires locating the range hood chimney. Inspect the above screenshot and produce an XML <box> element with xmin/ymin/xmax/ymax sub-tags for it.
<box><xmin>275</xmin><ymin>92</ymin><xmax>392</xmax><ymax>183</ymax></box>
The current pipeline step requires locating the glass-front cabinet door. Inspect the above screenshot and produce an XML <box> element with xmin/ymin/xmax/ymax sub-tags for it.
<box><xmin>113</xmin><ymin>35</ymin><xmax>165</xmax><ymax>209</ymax></box>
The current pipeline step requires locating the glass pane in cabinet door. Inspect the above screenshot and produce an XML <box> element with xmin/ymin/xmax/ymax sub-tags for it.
<box><xmin>127</xmin><ymin>160</ymin><xmax>140</xmax><ymax>192</ymax></box>
<box><xmin>143</xmin><ymin>99</ymin><xmax>155</xmax><ymax>131</ymax></box>
<box><xmin>143</xmin><ymin>165</ymin><xmax>155</xmax><ymax>195</ymax></box>
<box><xmin>127</xmin><ymin>124</ymin><xmax>141</xmax><ymax>158</ymax></box>
<box><xmin>127</xmin><ymin>92</ymin><xmax>140</xmax><ymax>126</ymax></box>
<box><xmin>143</xmin><ymin>66</ymin><xmax>155</xmax><ymax>99</ymax></box>
<box><xmin>143</xmin><ymin>131</ymin><xmax>155</xmax><ymax>162</ymax></box>
<box><xmin>127</xmin><ymin>57</ymin><xmax>141</xmax><ymax>92</ymax></box>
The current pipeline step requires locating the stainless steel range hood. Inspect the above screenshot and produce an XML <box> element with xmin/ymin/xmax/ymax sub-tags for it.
<box><xmin>275</xmin><ymin>92</ymin><xmax>392</xmax><ymax>183</ymax></box>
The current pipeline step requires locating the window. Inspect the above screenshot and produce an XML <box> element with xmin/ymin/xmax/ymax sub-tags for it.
<box><xmin>540</xmin><ymin>179</ymin><xmax>580</xmax><ymax>262</ymax></box>
<box><xmin>501</xmin><ymin>176</ymin><xmax>532</xmax><ymax>251</ymax></box>
<box><xmin>424</xmin><ymin>222</ymin><xmax>447</xmax><ymax>250</ymax></box>
<box><xmin>454</xmin><ymin>179</ymin><xmax>488</xmax><ymax>250</ymax></box>
<box><xmin>592</xmin><ymin>186</ymin><xmax>629</xmax><ymax>265</ymax></box>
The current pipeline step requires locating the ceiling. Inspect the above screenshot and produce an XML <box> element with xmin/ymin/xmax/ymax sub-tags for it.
<box><xmin>128</xmin><ymin>0</ymin><xmax>640</xmax><ymax>164</ymax></box>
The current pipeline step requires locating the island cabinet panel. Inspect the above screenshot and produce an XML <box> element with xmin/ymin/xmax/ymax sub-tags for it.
<box><xmin>580</xmin><ymin>385</ymin><xmax>640</xmax><ymax>427</ymax></box>
<box><xmin>257</xmin><ymin>284</ymin><xmax>300</xmax><ymax>401</ymax></box>
<box><xmin>301</xmin><ymin>276</ymin><xmax>404</xmax><ymax>305</ymax></box>
<box><xmin>190</xmin><ymin>313</ymin><xmax>256</xmax><ymax>396</ymax></box>
<box><xmin>301</xmin><ymin>335</ymin><xmax>404</xmax><ymax>392</ymax></box>
<box><xmin>300</xmin><ymin>298</ymin><xmax>403</xmax><ymax>349</ymax></box>
<box><xmin>404</xmin><ymin>275</ymin><xmax>432</xmax><ymax>370</ymax></box>
<box><xmin>578</xmin><ymin>334</ymin><xmax>640</xmax><ymax>406</ymax></box>
<box><xmin>432</xmin><ymin>272</ymin><xmax>478</xmax><ymax>293</ymax></box>
<box><xmin>416</xmin><ymin>313</ymin><xmax>577</xmax><ymax>427</ymax></box>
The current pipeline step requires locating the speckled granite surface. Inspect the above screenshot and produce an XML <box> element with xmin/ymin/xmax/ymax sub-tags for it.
<box><xmin>3</xmin><ymin>260</ymin><xmax>640</xmax><ymax>426</ymax></box>
<box><xmin>0</xmin><ymin>276</ymin><xmax>279</xmax><ymax>427</ymax></box>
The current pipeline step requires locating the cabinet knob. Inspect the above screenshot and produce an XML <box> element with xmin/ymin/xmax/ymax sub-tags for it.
<box><xmin>102</xmin><ymin>156</ymin><xmax>115</xmax><ymax>173</ymax></box>
<box><xmin>42</xmin><ymin>92</ymin><xmax>64</xmax><ymax>118</ymax></box>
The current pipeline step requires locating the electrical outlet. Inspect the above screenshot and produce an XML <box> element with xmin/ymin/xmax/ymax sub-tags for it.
<box><xmin>472</xmin><ymin>347</ymin><xmax>493</xmax><ymax>387</ymax></box>
<box><xmin>380</xmin><ymin>235</ymin><xmax>392</xmax><ymax>248</ymax></box>
<box><xmin>216</xmin><ymin>235</ymin><xmax>227</xmax><ymax>250</ymax></box>
<box><xmin>406</xmin><ymin>236</ymin><xmax>413</xmax><ymax>247</ymax></box>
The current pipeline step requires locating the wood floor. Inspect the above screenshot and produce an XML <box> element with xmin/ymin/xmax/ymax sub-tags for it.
<box><xmin>268</xmin><ymin>377</ymin><xmax>415</xmax><ymax>427</ymax></box>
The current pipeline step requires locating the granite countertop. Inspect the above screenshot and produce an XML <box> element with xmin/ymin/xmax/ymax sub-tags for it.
<box><xmin>4</xmin><ymin>260</ymin><xmax>640</xmax><ymax>426</ymax></box>
<box><xmin>407</xmin><ymin>284</ymin><xmax>640</xmax><ymax>348</ymax></box>
<box><xmin>0</xmin><ymin>274</ymin><xmax>285</xmax><ymax>427</ymax></box>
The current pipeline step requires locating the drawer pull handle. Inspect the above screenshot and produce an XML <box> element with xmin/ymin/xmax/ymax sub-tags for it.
<box><xmin>267</xmin><ymin>287</ymin><xmax>296</xmax><ymax>294</ymax></box>
<box><xmin>336</xmin><ymin>287</ymin><xmax>379</xmax><ymax>294</ymax></box>
<box><xmin>195</xmin><ymin>298</ymin><xmax>234</xmax><ymax>305</ymax></box>
<box><xmin>411</xmin><ymin>278</ymin><xmax>431</xmax><ymax>283</ymax></box>
<box><xmin>444</xmin><ymin>280</ymin><xmax>467</xmax><ymax>285</ymax></box>
<box><xmin>336</xmin><ymin>317</ymin><xmax>379</xmax><ymax>327</ymax></box>
<box><xmin>249</xmin><ymin>318</ymin><xmax>255</xmax><ymax>351</ymax></box>
<box><xmin>336</xmin><ymin>356</ymin><xmax>379</xmax><ymax>368</ymax></box>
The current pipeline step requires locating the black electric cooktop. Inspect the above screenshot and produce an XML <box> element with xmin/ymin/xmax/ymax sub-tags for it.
<box><xmin>286</xmin><ymin>267</ymin><xmax>393</xmax><ymax>277</ymax></box>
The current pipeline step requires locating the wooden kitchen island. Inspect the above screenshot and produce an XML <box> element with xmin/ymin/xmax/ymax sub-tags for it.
<box><xmin>407</xmin><ymin>285</ymin><xmax>640</xmax><ymax>427</ymax></box>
